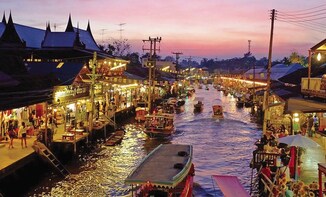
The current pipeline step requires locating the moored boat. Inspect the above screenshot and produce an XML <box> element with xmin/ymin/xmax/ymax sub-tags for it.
<box><xmin>125</xmin><ymin>144</ymin><xmax>195</xmax><ymax>197</ymax></box>
<box><xmin>212</xmin><ymin>105</ymin><xmax>224</xmax><ymax>119</ymax></box>
<box><xmin>105</xmin><ymin>129</ymin><xmax>125</xmax><ymax>146</ymax></box>
<box><xmin>135</xmin><ymin>104</ymin><xmax>149</xmax><ymax>122</ymax></box>
<box><xmin>194</xmin><ymin>101</ymin><xmax>204</xmax><ymax>113</ymax></box>
<box><xmin>144</xmin><ymin>113</ymin><xmax>174</xmax><ymax>138</ymax></box>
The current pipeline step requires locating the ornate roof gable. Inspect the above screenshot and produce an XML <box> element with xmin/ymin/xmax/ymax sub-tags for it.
<box><xmin>0</xmin><ymin>12</ymin><xmax>25</xmax><ymax>48</ymax></box>
<box><xmin>65</xmin><ymin>14</ymin><xmax>74</xmax><ymax>32</ymax></box>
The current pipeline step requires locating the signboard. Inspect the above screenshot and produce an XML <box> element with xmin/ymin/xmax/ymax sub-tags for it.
<box><xmin>53</xmin><ymin>85</ymin><xmax>90</xmax><ymax>104</ymax></box>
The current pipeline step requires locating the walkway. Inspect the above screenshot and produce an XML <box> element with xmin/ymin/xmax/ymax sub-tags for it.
<box><xmin>0</xmin><ymin>136</ymin><xmax>37</xmax><ymax>178</ymax></box>
<box><xmin>300</xmin><ymin>135</ymin><xmax>325</xmax><ymax>184</ymax></box>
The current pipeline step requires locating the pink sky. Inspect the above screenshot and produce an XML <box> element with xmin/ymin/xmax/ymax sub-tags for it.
<box><xmin>1</xmin><ymin>0</ymin><xmax>326</xmax><ymax>60</ymax></box>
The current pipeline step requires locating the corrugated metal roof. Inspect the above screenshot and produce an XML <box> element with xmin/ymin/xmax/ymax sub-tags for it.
<box><xmin>26</xmin><ymin>62</ymin><xmax>85</xmax><ymax>85</ymax></box>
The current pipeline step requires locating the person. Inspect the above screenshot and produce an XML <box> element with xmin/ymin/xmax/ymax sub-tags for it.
<box><xmin>300</xmin><ymin>121</ymin><xmax>307</xmax><ymax>136</ymax></box>
<box><xmin>313</xmin><ymin>115</ymin><xmax>319</xmax><ymax>132</ymax></box>
<box><xmin>307</xmin><ymin>115</ymin><xmax>314</xmax><ymax>137</ymax></box>
<box><xmin>19</xmin><ymin>122</ymin><xmax>27</xmax><ymax>148</ymax></box>
<box><xmin>261</xmin><ymin>161</ymin><xmax>272</xmax><ymax>181</ymax></box>
<box><xmin>7</xmin><ymin>121</ymin><xmax>15</xmax><ymax>149</ymax></box>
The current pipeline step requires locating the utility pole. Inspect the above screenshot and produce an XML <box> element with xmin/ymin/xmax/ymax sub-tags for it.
<box><xmin>118</xmin><ymin>23</ymin><xmax>126</xmax><ymax>40</ymax></box>
<box><xmin>263</xmin><ymin>9</ymin><xmax>275</xmax><ymax>134</ymax></box>
<box><xmin>88</xmin><ymin>52</ymin><xmax>98</xmax><ymax>133</ymax></box>
<box><xmin>172</xmin><ymin>52</ymin><xmax>183</xmax><ymax>81</ymax></box>
<box><xmin>248</xmin><ymin>40</ymin><xmax>251</xmax><ymax>54</ymax></box>
<box><xmin>142</xmin><ymin>37</ymin><xmax>162</xmax><ymax>112</ymax></box>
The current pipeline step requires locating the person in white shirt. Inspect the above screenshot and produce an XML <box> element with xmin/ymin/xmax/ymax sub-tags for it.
<box><xmin>19</xmin><ymin>122</ymin><xmax>27</xmax><ymax>148</ymax></box>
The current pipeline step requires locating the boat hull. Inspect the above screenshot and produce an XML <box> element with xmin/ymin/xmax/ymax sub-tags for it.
<box><xmin>105</xmin><ymin>130</ymin><xmax>124</xmax><ymax>146</ymax></box>
<box><xmin>144</xmin><ymin>127</ymin><xmax>174</xmax><ymax>138</ymax></box>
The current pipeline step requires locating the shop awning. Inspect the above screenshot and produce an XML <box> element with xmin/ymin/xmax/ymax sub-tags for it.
<box><xmin>212</xmin><ymin>175</ymin><xmax>249</xmax><ymax>197</ymax></box>
<box><xmin>284</xmin><ymin>97</ymin><xmax>326</xmax><ymax>114</ymax></box>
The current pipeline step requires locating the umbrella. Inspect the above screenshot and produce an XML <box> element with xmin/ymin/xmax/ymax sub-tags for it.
<box><xmin>278</xmin><ymin>134</ymin><xmax>320</xmax><ymax>149</ymax></box>
<box><xmin>278</xmin><ymin>134</ymin><xmax>320</xmax><ymax>180</ymax></box>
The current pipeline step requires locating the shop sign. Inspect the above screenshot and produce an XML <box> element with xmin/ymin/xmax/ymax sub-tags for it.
<box><xmin>94</xmin><ymin>84</ymin><xmax>103</xmax><ymax>95</ymax></box>
<box><xmin>54</xmin><ymin>86</ymin><xmax>90</xmax><ymax>104</ymax></box>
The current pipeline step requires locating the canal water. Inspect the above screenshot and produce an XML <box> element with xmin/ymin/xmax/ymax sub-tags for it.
<box><xmin>25</xmin><ymin>85</ymin><xmax>262</xmax><ymax>197</ymax></box>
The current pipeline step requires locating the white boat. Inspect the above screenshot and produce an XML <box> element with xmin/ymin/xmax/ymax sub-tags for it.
<box><xmin>125</xmin><ymin>144</ymin><xmax>195</xmax><ymax>197</ymax></box>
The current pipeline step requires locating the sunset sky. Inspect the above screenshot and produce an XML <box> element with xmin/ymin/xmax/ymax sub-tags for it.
<box><xmin>1</xmin><ymin>0</ymin><xmax>326</xmax><ymax>61</ymax></box>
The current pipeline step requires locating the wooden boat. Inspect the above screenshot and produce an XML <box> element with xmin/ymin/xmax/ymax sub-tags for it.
<box><xmin>194</xmin><ymin>101</ymin><xmax>204</xmax><ymax>112</ymax></box>
<box><xmin>236</xmin><ymin>98</ymin><xmax>244</xmax><ymax>108</ymax></box>
<box><xmin>212</xmin><ymin>105</ymin><xmax>224</xmax><ymax>119</ymax></box>
<box><xmin>125</xmin><ymin>144</ymin><xmax>195</xmax><ymax>197</ymax></box>
<box><xmin>105</xmin><ymin>129</ymin><xmax>125</xmax><ymax>146</ymax></box>
<box><xmin>144</xmin><ymin>113</ymin><xmax>174</xmax><ymax>138</ymax></box>
<box><xmin>135</xmin><ymin>107</ymin><xmax>149</xmax><ymax>122</ymax></box>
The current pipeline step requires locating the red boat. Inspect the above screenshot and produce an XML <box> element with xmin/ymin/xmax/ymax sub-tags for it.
<box><xmin>125</xmin><ymin>144</ymin><xmax>195</xmax><ymax>197</ymax></box>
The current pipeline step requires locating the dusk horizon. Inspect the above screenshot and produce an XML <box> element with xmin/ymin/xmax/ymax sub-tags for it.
<box><xmin>1</xmin><ymin>0</ymin><xmax>326</xmax><ymax>61</ymax></box>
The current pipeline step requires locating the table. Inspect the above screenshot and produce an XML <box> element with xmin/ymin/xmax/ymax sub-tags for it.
<box><xmin>72</xmin><ymin>129</ymin><xmax>84</xmax><ymax>135</ymax></box>
<box><xmin>62</xmin><ymin>133</ymin><xmax>75</xmax><ymax>141</ymax></box>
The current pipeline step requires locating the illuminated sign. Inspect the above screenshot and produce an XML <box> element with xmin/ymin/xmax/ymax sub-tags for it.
<box><xmin>53</xmin><ymin>85</ymin><xmax>90</xmax><ymax>104</ymax></box>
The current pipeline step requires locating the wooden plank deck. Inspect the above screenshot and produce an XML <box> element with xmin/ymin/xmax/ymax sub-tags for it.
<box><xmin>0</xmin><ymin>136</ymin><xmax>37</xmax><ymax>179</ymax></box>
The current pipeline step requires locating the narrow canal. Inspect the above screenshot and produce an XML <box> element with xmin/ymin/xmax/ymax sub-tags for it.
<box><xmin>26</xmin><ymin>85</ymin><xmax>262</xmax><ymax>197</ymax></box>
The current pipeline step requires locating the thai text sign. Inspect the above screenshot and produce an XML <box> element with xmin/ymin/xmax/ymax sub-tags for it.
<box><xmin>53</xmin><ymin>85</ymin><xmax>90</xmax><ymax>104</ymax></box>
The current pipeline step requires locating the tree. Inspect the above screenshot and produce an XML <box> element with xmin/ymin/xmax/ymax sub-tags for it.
<box><xmin>111</xmin><ymin>39</ymin><xmax>131</xmax><ymax>57</ymax></box>
<box><xmin>163</xmin><ymin>56</ymin><xmax>175</xmax><ymax>62</ymax></box>
<box><xmin>289</xmin><ymin>52</ymin><xmax>305</xmax><ymax>65</ymax></box>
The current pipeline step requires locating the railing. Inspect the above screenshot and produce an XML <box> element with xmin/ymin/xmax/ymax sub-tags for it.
<box><xmin>251</xmin><ymin>150</ymin><xmax>281</xmax><ymax>169</ymax></box>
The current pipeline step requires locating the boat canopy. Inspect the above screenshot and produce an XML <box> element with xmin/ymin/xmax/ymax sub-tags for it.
<box><xmin>145</xmin><ymin>113</ymin><xmax>174</xmax><ymax>119</ymax></box>
<box><xmin>212</xmin><ymin>175</ymin><xmax>250</xmax><ymax>197</ymax></box>
<box><xmin>125</xmin><ymin>144</ymin><xmax>193</xmax><ymax>188</ymax></box>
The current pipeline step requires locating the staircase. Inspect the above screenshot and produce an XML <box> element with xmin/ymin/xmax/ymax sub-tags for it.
<box><xmin>32</xmin><ymin>141</ymin><xmax>70</xmax><ymax>178</ymax></box>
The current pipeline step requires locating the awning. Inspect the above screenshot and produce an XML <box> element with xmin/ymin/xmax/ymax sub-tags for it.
<box><xmin>212</xmin><ymin>175</ymin><xmax>249</xmax><ymax>197</ymax></box>
<box><xmin>284</xmin><ymin>97</ymin><xmax>326</xmax><ymax>114</ymax></box>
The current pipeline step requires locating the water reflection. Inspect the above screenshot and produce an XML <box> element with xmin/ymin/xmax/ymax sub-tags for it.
<box><xmin>27</xmin><ymin>85</ymin><xmax>262</xmax><ymax>197</ymax></box>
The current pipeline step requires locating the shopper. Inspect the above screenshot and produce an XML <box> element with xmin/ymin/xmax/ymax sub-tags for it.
<box><xmin>19</xmin><ymin>122</ymin><xmax>27</xmax><ymax>148</ymax></box>
<box><xmin>7</xmin><ymin>121</ymin><xmax>15</xmax><ymax>149</ymax></box>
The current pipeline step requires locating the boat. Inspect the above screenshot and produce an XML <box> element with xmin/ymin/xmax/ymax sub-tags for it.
<box><xmin>144</xmin><ymin>113</ymin><xmax>175</xmax><ymax>138</ymax></box>
<box><xmin>105</xmin><ymin>129</ymin><xmax>125</xmax><ymax>146</ymax></box>
<box><xmin>205</xmin><ymin>85</ymin><xmax>209</xmax><ymax>90</ymax></box>
<box><xmin>212</xmin><ymin>175</ymin><xmax>250</xmax><ymax>197</ymax></box>
<box><xmin>194</xmin><ymin>101</ymin><xmax>204</xmax><ymax>112</ymax></box>
<box><xmin>125</xmin><ymin>144</ymin><xmax>195</xmax><ymax>197</ymax></box>
<box><xmin>236</xmin><ymin>98</ymin><xmax>244</xmax><ymax>108</ymax></box>
<box><xmin>212</xmin><ymin>105</ymin><xmax>224</xmax><ymax>119</ymax></box>
<box><xmin>135</xmin><ymin>102</ymin><xmax>149</xmax><ymax>122</ymax></box>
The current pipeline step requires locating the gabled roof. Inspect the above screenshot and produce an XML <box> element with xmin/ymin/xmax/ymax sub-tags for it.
<box><xmin>75</xmin><ymin>27</ymin><xmax>101</xmax><ymax>51</ymax></box>
<box><xmin>15</xmin><ymin>23</ymin><xmax>45</xmax><ymax>48</ymax></box>
<box><xmin>311</xmin><ymin>38</ymin><xmax>326</xmax><ymax>51</ymax></box>
<box><xmin>42</xmin><ymin>32</ymin><xmax>79</xmax><ymax>48</ymax></box>
<box><xmin>0</xmin><ymin>22</ymin><xmax>5</xmax><ymax>36</ymax></box>
<box><xmin>25</xmin><ymin>62</ymin><xmax>86</xmax><ymax>85</ymax></box>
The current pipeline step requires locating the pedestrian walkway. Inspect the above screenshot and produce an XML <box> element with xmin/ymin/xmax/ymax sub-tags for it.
<box><xmin>300</xmin><ymin>135</ymin><xmax>326</xmax><ymax>184</ymax></box>
<box><xmin>0</xmin><ymin>136</ymin><xmax>36</xmax><ymax>176</ymax></box>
